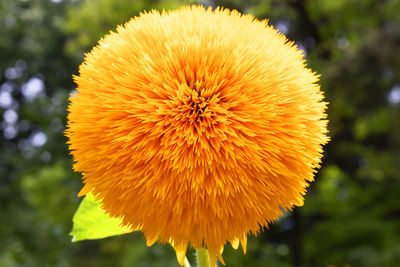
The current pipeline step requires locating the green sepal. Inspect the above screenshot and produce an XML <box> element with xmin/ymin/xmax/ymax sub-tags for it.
<box><xmin>70</xmin><ymin>192</ymin><xmax>133</xmax><ymax>242</ymax></box>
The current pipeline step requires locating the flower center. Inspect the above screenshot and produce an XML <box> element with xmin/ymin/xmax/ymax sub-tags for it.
<box><xmin>171</xmin><ymin>83</ymin><xmax>216</xmax><ymax>125</ymax></box>
<box><xmin>182</xmin><ymin>90</ymin><xmax>212</xmax><ymax>123</ymax></box>
<box><xmin>163</xmin><ymin>81</ymin><xmax>230</xmax><ymax>146</ymax></box>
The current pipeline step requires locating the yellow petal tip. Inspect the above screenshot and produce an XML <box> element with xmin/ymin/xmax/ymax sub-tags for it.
<box><xmin>231</xmin><ymin>238</ymin><xmax>240</xmax><ymax>250</ymax></box>
<box><xmin>174</xmin><ymin>245</ymin><xmax>187</xmax><ymax>266</ymax></box>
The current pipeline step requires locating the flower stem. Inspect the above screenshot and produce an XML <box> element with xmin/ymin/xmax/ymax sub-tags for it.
<box><xmin>196</xmin><ymin>248</ymin><xmax>211</xmax><ymax>267</ymax></box>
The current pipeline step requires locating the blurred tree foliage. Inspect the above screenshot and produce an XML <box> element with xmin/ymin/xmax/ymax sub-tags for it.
<box><xmin>1</xmin><ymin>0</ymin><xmax>399</xmax><ymax>266</ymax></box>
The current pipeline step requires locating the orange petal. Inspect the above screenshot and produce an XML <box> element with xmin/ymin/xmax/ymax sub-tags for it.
<box><xmin>77</xmin><ymin>184</ymin><xmax>91</xmax><ymax>197</ymax></box>
<box><xmin>146</xmin><ymin>236</ymin><xmax>157</xmax><ymax>247</ymax></box>
<box><xmin>174</xmin><ymin>245</ymin><xmax>187</xmax><ymax>266</ymax></box>
<box><xmin>208</xmin><ymin>250</ymin><xmax>217</xmax><ymax>267</ymax></box>
<box><xmin>217</xmin><ymin>253</ymin><xmax>225</xmax><ymax>265</ymax></box>
<box><xmin>240</xmin><ymin>236</ymin><xmax>247</xmax><ymax>254</ymax></box>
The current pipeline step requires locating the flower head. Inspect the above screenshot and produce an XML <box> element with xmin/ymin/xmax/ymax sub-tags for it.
<box><xmin>66</xmin><ymin>6</ymin><xmax>328</xmax><ymax>266</ymax></box>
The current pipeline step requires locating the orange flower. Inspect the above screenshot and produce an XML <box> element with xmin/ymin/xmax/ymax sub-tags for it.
<box><xmin>66</xmin><ymin>6</ymin><xmax>328</xmax><ymax>266</ymax></box>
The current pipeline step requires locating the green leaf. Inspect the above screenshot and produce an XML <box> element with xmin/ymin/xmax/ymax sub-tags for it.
<box><xmin>70</xmin><ymin>192</ymin><xmax>133</xmax><ymax>242</ymax></box>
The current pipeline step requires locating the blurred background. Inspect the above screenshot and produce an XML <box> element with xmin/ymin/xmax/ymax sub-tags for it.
<box><xmin>1</xmin><ymin>0</ymin><xmax>400</xmax><ymax>266</ymax></box>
